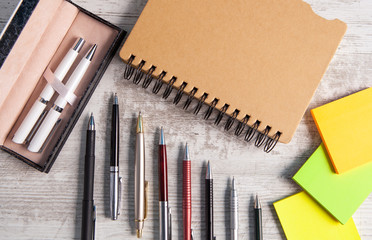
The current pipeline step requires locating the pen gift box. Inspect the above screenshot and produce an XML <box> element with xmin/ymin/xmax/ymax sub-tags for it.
<box><xmin>0</xmin><ymin>0</ymin><xmax>126</xmax><ymax>172</ymax></box>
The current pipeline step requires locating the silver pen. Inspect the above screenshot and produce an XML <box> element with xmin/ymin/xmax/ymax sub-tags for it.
<box><xmin>135</xmin><ymin>112</ymin><xmax>148</xmax><ymax>238</ymax></box>
<box><xmin>110</xmin><ymin>93</ymin><xmax>122</xmax><ymax>220</ymax></box>
<box><xmin>230</xmin><ymin>177</ymin><xmax>238</xmax><ymax>240</ymax></box>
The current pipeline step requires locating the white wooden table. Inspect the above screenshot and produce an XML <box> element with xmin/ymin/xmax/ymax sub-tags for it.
<box><xmin>1</xmin><ymin>0</ymin><xmax>371</xmax><ymax>239</ymax></box>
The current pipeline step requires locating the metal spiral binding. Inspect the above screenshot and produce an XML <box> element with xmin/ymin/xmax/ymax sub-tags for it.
<box><xmin>123</xmin><ymin>56</ymin><xmax>281</xmax><ymax>152</ymax></box>
<box><xmin>225</xmin><ymin>109</ymin><xmax>240</xmax><ymax>131</ymax></box>
<box><xmin>215</xmin><ymin>104</ymin><xmax>229</xmax><ymax>125</ymax></box>
<box><xmin>163</xmin><ymin>76</ymin><xmax>177</xmax><ymax>99</ymax></box>
<box><xmin>235</xmin><ymin>115</ymin><xmax>249</xmax><ymax>136</ymax></box>
<box><xmin>153</xmin><ymin>71</ymin><xmax>166</xmax><ymax>94</ymax></box>
<box><xmin>194</xmin><ymin>93</ymin><xmax>208</xmax><ymax>115</ymax></box>
<box><xmin>174</xmin><ymin>82</ymin><xmax>187</xmax><ymax>105</ymax></box>
<box><xmin>133</xmin><ymin>60</ymin><xmax>145</xmax><ymax>85</ymax></box>
<box><xmin>142</xmin><ymin>66</ymin><xmax>155</xmax><ymax>88</ymax></box>
<box><xmin>183</xmin><ymin>87</ymin><xmax>198</xmax><ymax>110</ymax></box>
<box><xmin>204</xmin><ymin>98</ymin><xmax>219</xmax><ymax>120</ymax></box>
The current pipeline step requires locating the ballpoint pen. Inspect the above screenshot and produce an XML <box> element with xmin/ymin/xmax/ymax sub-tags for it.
<box><xmin>28</xmin><ymin>44</ymin><xmax>97</xmax><ymax>152</ymax></box>
<box><xmin>81</xmin><ymin>113</ymin><xmax>96</xmax><ymax>240</ymax></box>
<box><xmin>12</xmin><ymin>37</ymin><xmax>85</xmax><ymax>144</ymax></box>
<box><xmin>206</xmin><ymin>161</ymin><xmax>216</xmax><ymax>240</ymax></box>
<box><xmin>110</xmin><ymin>93</ymin><xmax>122</xmax><ymax>220</ymax></box>
<box><xmin>230</xmin><ymin>177</ymin><xmax>238</xmax><ymax>240</ymax></box>
<box><xmin>255</xmin><ymin>195</ymin><xmax>263</xmax><ymax>240</ymax></box>
<box><xmin>183</xmin><ymin>143</ymin><xmax>193</xmax><ymax>240</ymax></box>
<box><xmin>159</xmin><ymin>127</ymin><xmax>171</xmax><ymax>240</ymax></box>
<box><xmin>135</xmin><ymin>112</ymin><xmax>148</xmax><ymax>238</ymax></box>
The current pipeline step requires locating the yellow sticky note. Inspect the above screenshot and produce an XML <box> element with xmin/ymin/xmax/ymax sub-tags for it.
<box><xmin>274</xmin><ymin>192</ymin><xmax>360</xmax><ymax>240</ymax></box>
<box><xmin>311</xmin><ymin>87</ymin><xmax>372</xmax><ymax>173</ymax></box>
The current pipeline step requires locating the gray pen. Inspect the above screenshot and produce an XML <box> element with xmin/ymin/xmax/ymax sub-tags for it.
<box><xmin>110</xmin><ymin>93</ymin><xmax>122</xmax><ymax>220</ymax></box>
<box><xmin>230</xmin><ymin>177</ymin><xmax>238</xmax><ymax>240</ymax></box>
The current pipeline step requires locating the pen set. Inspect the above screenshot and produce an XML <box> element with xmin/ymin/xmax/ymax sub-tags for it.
<box><xmin>12</xmin><ymin>38</ymin><xmax>97</xmax><ymax>153</ymax></box>
<box><xmin>79</xmin><ymin>101</ymin><xmax>264</xmax><ymax>239</ymax></box>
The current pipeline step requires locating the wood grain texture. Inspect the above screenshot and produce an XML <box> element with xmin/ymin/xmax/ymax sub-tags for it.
<box><xmin>0</xmin><ymin>0</ymin><xmax>371</xmax><ymax>239</ymax></box>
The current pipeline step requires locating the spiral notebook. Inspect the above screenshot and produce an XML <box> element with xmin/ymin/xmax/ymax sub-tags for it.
<box><xmin>119</xmin><ymin>0</ymin><xmax>347</xmax><ymax>152</ymax></box>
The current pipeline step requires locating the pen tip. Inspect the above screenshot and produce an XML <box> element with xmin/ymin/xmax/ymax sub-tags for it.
<box><xmin>136</xmin><ymin>112</ymin><xmax>143</xmax><ymax>133</ymax></box>
<box><xmin>184</xmin><ymin>143</ymin><xmax>190</xmax><ymax>161</ymax></box>
<box><xmin>88</xmin><ymin>113</ymin><xmax>95</xmax><ymax>130</ymax></box>
<box><xmin>255</xmin><ymin>194</ymin><xmax>261</xmax><ymax>209</ymax></box>
<box><xmin>114</xmin><ymin>93</ymin><xmax>118</xmax><ymax>104</ymax></box>
<box><xmin>159</xmin><ymin>127</ymin><xmax>165</xmax><ymax>144</ymax></box>
<box><xmin>137</xmin><ymin>229</ymin><xmax>143</xmax><ymax>238</ymax></box>
<box><xmin>232</xmin><ymin>177</ymin><xmax>235</xmax><ymax>189</ymax></box>
<box><xmin>206</xmin><ymin>161</ymin><xmax>212</xmax><ymax>179</ymax></box>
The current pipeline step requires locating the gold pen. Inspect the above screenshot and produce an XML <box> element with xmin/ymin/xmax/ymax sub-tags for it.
<box><xmin>135</xmin><ymin>112</ymin><xmax>148</xmax><ymax>238</ymax></box>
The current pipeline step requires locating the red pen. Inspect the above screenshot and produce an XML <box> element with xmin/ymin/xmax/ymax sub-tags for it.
<box><xmin>183</xmin><ymin>143</ymin><xmax>193</xmax><ymax>240</ymax></box>
<box><xmin>159</xmin><ymin>127</ymin><xmax>171</xmax><ymax>240</ymax></box>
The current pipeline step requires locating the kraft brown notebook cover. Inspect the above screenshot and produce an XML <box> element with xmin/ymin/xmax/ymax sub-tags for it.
<box><xmin>119</xmin><ymin>0</ymin><xmax>346</xmax><ymax>151</ymax></box>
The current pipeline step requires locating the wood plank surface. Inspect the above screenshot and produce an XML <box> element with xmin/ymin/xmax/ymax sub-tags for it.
<box><xmin>0</xmin><ymin>0</ymin><xmax>371</xmax><ymax>239</ymax></box>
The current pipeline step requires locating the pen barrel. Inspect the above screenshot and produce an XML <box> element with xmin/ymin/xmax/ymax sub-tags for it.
<box><xmin>230</xmin><ymin>189</ymin><xmax>238</xmax><ymax>240</ymax></box>
<box><xmin>255</xmin><ymin>208</ymin><xmax>262</xmax><ymax>240</ymax></box>
<box><xmin>159</xmin><ymin>201</ymin><xmax>169</xmax><ymax>240</ymax></box>
<box><xmin>110</xmin><ymin>104</ymin><xmax>119</xmax><ymax>166</ymax></box>
<box><xmin>159</xmin><ymin>145</ymin><xmax>168</xmax><ymax>201</ymax></box>
<box><xmin>183</xmin><ymin>160</ymin><xmax>191</xmax><ymax>240</ymax></box>
<box><xmin>83</xmin><ymin>130</ymin><xmax>95</xmax><ymax>201</ymax></box>
<box><xmin>81</xmin><ymin>200</ymin><xmax>94</xmax><ymax>240</ymax></box>
<box><xmin>205</xmin><ymin>179</ymin><xmax>214</xmax><ymax>240</ymax></box>
<box><xmin>110</xmin><ymin>169</ymin><xmax>120</xmax><ymax>220</ymax></box>
<box><xmin>135</xmin><ymin>132</ymin><xmax>146</xmax><ymax>226</ymax></box>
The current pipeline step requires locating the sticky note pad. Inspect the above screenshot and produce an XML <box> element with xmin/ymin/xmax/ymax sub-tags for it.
<box><xmin>293</xmin><ymin>144</ymin><xmax>372</xmax><ymax>224</ymax></box>
<box><xmin>311</xmin><ymin>87</ymin><xmax>372</xmax><ymax>173</ymax></box>
<box><xmin>274</xmin><ymin>191</ymin><xmax>360</xmax><ymax>240</ymax></box>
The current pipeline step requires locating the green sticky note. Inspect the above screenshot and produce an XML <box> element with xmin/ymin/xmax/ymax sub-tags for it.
<box><xmin>293</xmin><ymin>144</ymin><xmax>372</xmax><ymax>224</ymax></box>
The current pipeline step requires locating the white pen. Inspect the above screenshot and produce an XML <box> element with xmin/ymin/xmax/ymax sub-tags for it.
<box><xmin>231</xmin><ymin>177</ymin><xmax>238</xmax><ymax>240</ymax></box>
<box><xmin>12</xmin><ymin>38</ymin><xmax>85</xmax><ymax>144</ymax></box>
<box><xmin>28</xmin><ymin>44</ymin><xmax>97</xmax><ymax>152</ymax></box>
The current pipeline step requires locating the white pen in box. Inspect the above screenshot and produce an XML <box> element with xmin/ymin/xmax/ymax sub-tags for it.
<box><xmin>12</xmin><ymin>38</ymin><xmax>85</xmax><ymax>144</ymax></box>
<box><xmin>28</xmin><ymin>44</ymin><xmax>97</xmax><ymax>153</ymax></box>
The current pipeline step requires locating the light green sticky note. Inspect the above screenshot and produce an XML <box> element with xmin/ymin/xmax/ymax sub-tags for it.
<box><xmin>293</xmin><ymin>144</ymin><xmax>372</xmax><ymax>224</ymax></box>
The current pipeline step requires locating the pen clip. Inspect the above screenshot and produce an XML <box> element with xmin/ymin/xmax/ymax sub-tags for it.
<box><xmin>92</xmin><ymin>205</ymin><xmax>96</xmax><ymax>240</ymax></box>
<box><xmin>118</xmin><ymin>177</ymin><xmax>122</xmax><ymax>215</ymax></box>
<box><xmin>144</xmin><ymin>181</ymin><xmax>149</xmax><ymax>220</ymax></box>
<box><xmin>168</xmin><ymin>207</ymin><xmax>172</xmax><ymax>240</ymax></box>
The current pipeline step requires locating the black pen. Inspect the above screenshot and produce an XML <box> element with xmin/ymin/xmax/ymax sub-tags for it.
<box><xmin>206</xmin><ymin>161</ymin><xmax>216</xmax><ymax>240</ymax></box>
<box><xmin>110</xmin><ymin>93</ymin><xmax>122</xmax><ymax>220</ymax></box>
<box><xmin>255</xmin><ymin>195</ymin><xmax>262</xmax><ymax>240</ymax></box>
<box><xmin>81</xmin><ymin>113</ymin><xmax>96</xmax><ymax>240</ymax></box>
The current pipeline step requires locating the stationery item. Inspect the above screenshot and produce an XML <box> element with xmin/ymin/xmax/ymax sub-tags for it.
<box><xmin>254</xmin><ymin>195</ymin><xmax>262</xmax><ymax>240</ymax></box>
<box><xmin>81</xmin><ymin>113</ymin><xmax>96</xmax><ymax>240</ymax></box>
<box><xmin>119</xmin><ymin>0</ymin><xmax>346</xmax><ymax>152</ymax></box>
<box><xmin>205</xmin><ymin>161</ymin><xmax>215</xmax><ymax>240</ymax></box>
<box><xmin>273</xmin><ymin>191</ymin><xmax>360</xmax><ymax>240</ymax></box>
<box><xmin>0</xmin><ymin>0</ymin><xmax>126</xmax><ymax>173</ymax></box>
<box><xmin>311</xmin><ymin>87</ymin><xmax>372</xmax><ymax>173</ymax></box>
<box><xmin>110</xmin><ymin>93</ymin><xmax>122</xmax><ymax>220</ymax></box>
<box><xmin>230</xmin><ymin>178</ymin><xmax>238</xmax><ymax>240</ymax></box>
<box><xmin>12</xmin><ymin>37</ymin><xmax>85</xmax><ymax>144</ymax></box>
<box><xmin>159</xmin><ymin>127</ymin><xmax>171</xmax><ymax>240</ymax></box>
<box><xmin>183</xmin><ymin>143</ymin><xmax>192</xmax><ymax>240</ymax></box>
<box><xmin>293</xmin><ymin>144</ymin><xmax>372</xmax><ymax>224</ymax></box>
<box><xmin>135</xmin><ymin>112</ymin><xmax>148</xmax><ymax>238</ymax></box>
<box><xmin>28</xmin><ymin>44</ymin><xmax>97</xmax><ymax>152</ymax></box>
